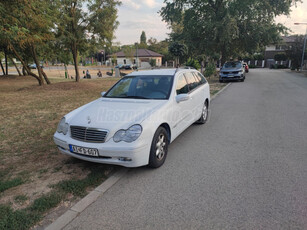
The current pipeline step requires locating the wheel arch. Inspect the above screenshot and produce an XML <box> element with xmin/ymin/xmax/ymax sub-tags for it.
<box><xmin>205</xmin><ymin>98</ymin><xmax>209</xmax><ymax>107</ymax></box>
<box><xmin>159</xmin><ymin>123</ymin><xmax>171</xmax><ymax>143</ymax></box>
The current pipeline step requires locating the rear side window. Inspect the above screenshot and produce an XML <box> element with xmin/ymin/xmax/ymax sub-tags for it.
<box><xmin>176</xmin><ymin>74</ymin><xmax>189</xmax><ymax>94</ymax></box>
<box><xmin>184</xmin><ymin>72</ymin><xmax>199</xmax><ymax>91</ymax></box>
<box><xmin>196</xmin><ymin>72</ymin><xmax>207</xmax><ymax>84</ymax></box>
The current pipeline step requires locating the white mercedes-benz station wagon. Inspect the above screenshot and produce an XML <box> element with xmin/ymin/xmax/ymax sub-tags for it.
<box><xmin>54</xmin><ymin>68</ymin><xmax>210</xmax><ymax>168</ymax></box>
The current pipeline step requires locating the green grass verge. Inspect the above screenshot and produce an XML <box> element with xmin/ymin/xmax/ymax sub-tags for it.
<box><xmin>0</xmin><ymin>165</ymin><xmax>112</xmax><ymax>230</ymax></box>
<box><xmin>56</xmin><ymin>165</ymin><xmax>108</xmax><ymax>197</ymax></box>
<box><xmin>0</xmin><ymin>205</ymin><xmax>40</xmax><ymax>230</ymax></box>
<box><xmin>0</xmin><ymin>178</ymin><xmax>24</xmax><ymax>193</ymax></box>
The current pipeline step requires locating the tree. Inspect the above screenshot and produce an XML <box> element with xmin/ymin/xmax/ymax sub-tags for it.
<box><xmin>149</xmin><ymin>59</ymin><xmax>156</xmax><ymax>67</ymax></box>
<box><xmin>160</xmin><ymin>0</ymin><xmax>299</xmax><ymax>65</ymax></box>
<box><xmin>123</xmin><ymin>46</ymin><xmax>135</xmax><ymax>64</ymax></box>
<box><xmin>140</xmin><ymin>31</ymin><xmax>147</xmax><ymax>48</ymax></box>
<box><xmin>0</xmin><ymin>0</ymin><xmax>55</xmax><ymax>84</ymax></box>
<box><xmin>286</xmin><ymin>35</ymin><xmax>307</xmax><ymax>71</ymax></box>
<box><xmin>168</xmin><ymin>42</ymin><xmax>187</xmax><ymax>65</ymax></box>
<box><xmin>56</xmin><ymin>0</ymin><xmax>121</xmax><ymax>82</ymax></box>
<box><xmin>185</xmin><ymin>58</ymin><xmax>200</xmax><ymax>70</ymax></box>
<box><xmin>148</xmin><ymin>38</ymin><xmax>172</xmax><ymax>63</ymax></box>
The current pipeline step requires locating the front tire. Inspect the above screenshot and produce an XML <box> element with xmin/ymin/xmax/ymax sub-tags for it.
<box><xmin>148</xmin><ymin>127</ymin><xmax>169</xmax><ymax>168</ymax></box>
<box><xmin>197</xmin><ymin>101</ymin><xmax>209</xmax><ymax>124</ymax></box>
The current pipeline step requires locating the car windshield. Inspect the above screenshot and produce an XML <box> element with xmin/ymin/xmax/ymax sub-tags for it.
<box><xmin>223</xmin><ymin>62</ymin><xmax>242</xmax><ymax>69</ymax></box>
<box><xmin>105</xmin><ymin>75</ymin><xmax>173</xmax><ymax>100</ymax></box>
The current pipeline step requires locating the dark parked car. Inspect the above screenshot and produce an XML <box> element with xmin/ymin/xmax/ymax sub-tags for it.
<box><xmin>219</xmin><ymin>61</ymin><xmax>245</xmax><ymax>82</ymax></box>
<box><xmin>124</xmin><ymin>64</ymin><xmax>132</xmax><ymax>70</ymax></box>
<box><xmin>115</xmin><ymin>64</ymin><xmax>124</xmax><ymax>69</ymax></box>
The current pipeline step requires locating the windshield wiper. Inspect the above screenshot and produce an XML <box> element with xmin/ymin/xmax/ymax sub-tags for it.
<box><xmin>105</xmin><ymin>95</ymin><xmax>149</xmax><ymax>99</ymax></box>
<box><xmin>124</xmin><ymin>96</ymin><xmax>148</xmax><ymax>99</ymax></box>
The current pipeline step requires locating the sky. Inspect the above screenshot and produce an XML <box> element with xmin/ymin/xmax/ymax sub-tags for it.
<box><xmin>114</xmin><ymin>0</ymin><xmax>307</xmax><ymax>46</ymax></box>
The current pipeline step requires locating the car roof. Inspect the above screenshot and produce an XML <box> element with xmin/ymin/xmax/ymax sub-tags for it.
<box><xmin>126</xmin><ymin>68</ymin><xmax>198</xmax><ymax>77</ymax></box>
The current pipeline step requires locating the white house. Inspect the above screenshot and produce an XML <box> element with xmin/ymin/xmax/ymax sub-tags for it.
<box><xmin>108</xmin><ymin>49</ymin><xmax>163</xmax><ymax>67</ymax></box>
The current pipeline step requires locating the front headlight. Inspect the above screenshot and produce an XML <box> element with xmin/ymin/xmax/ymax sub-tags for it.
<box><xmin>57</xmin><ymin>117</ymin><xmax>69</xmax><ymax>135</ymax></box>
<box><xmin>113</xmin><ymin>124</ymin><xmax>142</xmax><ymax>143</ymax></box>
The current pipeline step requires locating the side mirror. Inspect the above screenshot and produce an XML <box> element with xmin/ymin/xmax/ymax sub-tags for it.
<box><xmin>176</xmin><ymin>94</ymin><xmax>190</xmax><ymax>103</ymax></box>
<box><xmin>101</xmin><ymin>92</ymin><xmax>106</xmax><ymax>97</ymax></box>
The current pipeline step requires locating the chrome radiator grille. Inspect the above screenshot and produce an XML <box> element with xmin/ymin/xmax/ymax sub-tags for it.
<box><xmin>70</xmin><ymin>126</ymin><xmax>108</xmax><ymax>143</ymax></box>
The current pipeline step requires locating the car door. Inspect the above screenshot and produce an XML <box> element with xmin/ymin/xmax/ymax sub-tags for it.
<box><xmin>171</xmin><ymin>73</ymin><xmax>193</xmax><ymax>139</ymax></box>
<box><xmin>184</xmin><ymin>71</ymin><xmax>203</xmax><ymax>122</ymax></box>
<box><xmin>194</xmin><ymin>71</ymin><xmax>210</xmax><ymax>105</ymax></box>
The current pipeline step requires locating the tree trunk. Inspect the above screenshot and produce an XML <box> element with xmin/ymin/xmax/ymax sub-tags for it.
<box><xmin>4</xmin><ymin>48</ymin><xmax>8</xmax><ymax>75</ymax></box>
<box><xmin>42</xmin><ymin>70</ymin><xmax>51</xmax><ymax>84</ymax></box>
<box><xmin>72</xmin><ymin>42</ymin><xmax>80</xmax><ymax>82</ymax></box>
<box><xmin>10</xmin><ymin>58</ymin><xmax>22</xmax><ymax>76</ymax></box>
<box><xmin>31</xmin><ymin>45</ymin><xmax>45</xmax><ymax>84</ymax></box>
<box><xmin>10</xmin><ymin>44</ymin><xmax>43</xmax><ymax>85</ymax></box>
<box><xmin>22</xmin><ymin>66</ymin><xmax>27</xmax><ymax>76</ymax></box>
<box><xmin>0</xmin><ymin>61</ymin><xmax>5</xmax><ymax>75</ymax></box>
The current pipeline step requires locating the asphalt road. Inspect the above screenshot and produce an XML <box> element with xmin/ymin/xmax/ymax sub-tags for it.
<box><xmin>64</xmin><ymin>69</ymin><xmax>307</xmax><ymax>230</ymax></box>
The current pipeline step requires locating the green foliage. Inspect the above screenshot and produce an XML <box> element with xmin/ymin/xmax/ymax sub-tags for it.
<box><xmin>204</xmin><ymin>62</ymin><xmax>216</xmax><ymax>78</ymax></box>
<box><xmin>0</xmin><ymin>163</ymin><xmax>111</xmax><ymax>229</ymax></box>
<box><xmin>169</xmin><ymin>42</ymin><xmax>187</xmax><ymax>58</ymax></box>
<box><xmin>271</xmin><ymin>64</ymin><xmax>287</xmax><ymax>69</ymax></box>
<box><xmin>123</xmin><ymin>46</ymin><xmax>135</xmax><ymax>63</ymax></box>
<box><xmin>14</xmin><ymin>195</ymin><xmax>28</xmax><ymax>205</ymax></box>
<box><xmin>0</xmin><ymin>178</ymin><xmax>23</xmax><ymax>193</ymax></box>
<box><xmin>56</xmin><ymin>166</ymin><xmax>107</xmax><ymax>197</ymax></box>
<box><xmin>274</xmin><ymin>53</ymin><xmax>287</xmax><ymax>61</ymax></box>
<box><xmin>148</xmin><ymin>39</ymin><xmax>172</xmax><ymax>62</ymax></box>
<box><xmin>161</xmin><ymin>0</ymin><xmax>299</xmax><ymax>63</ymax></box>
<box><xmin>286</xmin><ymin>35</ymin><xmax>306</xmax><ymax>70</ymax></box>
<box><xmin>185</xmin><ymin>58</ymin><xmax>200</xmax><ymax>70</ymax></box>
<box><xmin>140</xmin><ymin>31</ymin><xmax>147</xmax><ymax>48</ymax></box>
<box><xmin>0</xmin><ymin>205</ymin><xmax>40</xmax><ymax>230</ymax></box>
<box><xmin>249</xmin><ymin>64</ymin><xmax>256</xmax><ymax>68</ymax></box>
<box><xmin>30</xmin><ymin>193</ymin><xmax>62</xmax><ymax>213</ymax></box>
<box><xmin>149</xmin><ymin>59</ymin><xmax>156</xmax><ymax>67</ymax></box>
<box><xmin>253</xmin><ymin>54</ymin><xmax>264</xmax><ymax>60</ymax></box>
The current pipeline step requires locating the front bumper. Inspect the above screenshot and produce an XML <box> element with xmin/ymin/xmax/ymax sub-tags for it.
<box><xmin>53</xmin><ymin>133</ymin><xmax>150</xmax><ymax>167</ymax></box>
<box><xmin>219</xmin><ymin>74</ymin><xmax>245</xmax><ymax>81</ymax></box>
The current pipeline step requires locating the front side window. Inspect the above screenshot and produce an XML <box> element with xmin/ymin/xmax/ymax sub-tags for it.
<box><xmin>105</xmin><ymin>75</ymin><xmax>173</xmax><ymax>100</ymax></box>
<box><xmin>176</xmin><ymin>74</ymin><xmax>189</xmax><ymax>94</ymax></box>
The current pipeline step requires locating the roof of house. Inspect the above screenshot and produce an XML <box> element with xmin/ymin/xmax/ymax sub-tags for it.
<box><xmin>282</xmin><ymin>36</ymin><xmax>297</xmax><ymax>43</ymax></box>
<box><xmin>108</xmin><ymin>49</ymin><xmax>163</xmax><ymax>58</ymax></box>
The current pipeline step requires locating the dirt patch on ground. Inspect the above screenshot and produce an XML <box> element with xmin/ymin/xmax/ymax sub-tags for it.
<box><xmin>0</xmin><ymin>76</ymin><xmax>119</xmax><ymax>212</ymax></box>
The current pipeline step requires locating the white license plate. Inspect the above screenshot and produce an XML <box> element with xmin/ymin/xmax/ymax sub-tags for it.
<box><xmin>69</xmin><ymin>145</ymin><xmax>99</xmax><ymax>157</ymax></box>
<box><xmin>228</xmin><ymin>75</ymin><xmax>233</xmax><ymax>77</ymax></box>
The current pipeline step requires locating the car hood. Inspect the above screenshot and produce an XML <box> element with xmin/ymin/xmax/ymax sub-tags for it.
<box><xmin>65</xmin><ymin>98</ymin><xmax>167</xmax><ymax>137</ymax></box>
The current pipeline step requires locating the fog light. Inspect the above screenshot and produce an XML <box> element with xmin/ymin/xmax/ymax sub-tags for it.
<box><xmin>118</xmin><ymin>157</ymin><xmax>132</xmax><ymax>162</ymax></box>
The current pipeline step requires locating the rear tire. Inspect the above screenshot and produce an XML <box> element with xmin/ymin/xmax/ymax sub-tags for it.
<box><xmin>148</xmin><ymin>127</ymin><xmax>169</xmax><ymax>168</ymax></box>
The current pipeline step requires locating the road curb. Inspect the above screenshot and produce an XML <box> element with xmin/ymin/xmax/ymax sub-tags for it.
<box><xmin>211</xmin><ymin>83</ymin><xmax>231</xmax><ymax>101</ymax></box>
<box><xmin>45</xmin><ymin>168</ymin><xmax>129</xmax><ymax>230</ymax></box>
<box><xmin>45</xmin><ymin>82</ymin><xmax>230</xmax><ymax>230</ymax></box>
